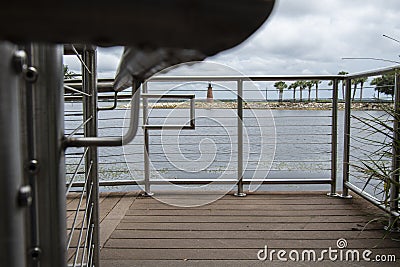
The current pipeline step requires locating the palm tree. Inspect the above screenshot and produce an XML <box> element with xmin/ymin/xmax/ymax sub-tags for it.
<box><xmin>312</xmin><ymin>80</ymin><xmax>321</xmax><ymax>101</ymax></box>
<box><xmin>371</xmin><ymin>73</ymin><xmax>395</xmax><ymax>100</ymax></box>
<box><xmin>305</xmin><ymin>81</ymin><xmax>313</xmax><ymax>101</ymax></box>
<box><xmin>298</xmin><ymin>81</ymin><xmax>307</xmax><ymax>102</ymax></box>
<box><xmin>357</xmin><ymin>77</ymin><xmax>368</xmax><ymax>101</ymax></box>
<box><xmin>274</xmin><ymin>81</ymin><xmax>287</xmax><ymax>102</ymax></box>
<box><xmin>288</xmin><ymin>82</ymin><xmax>299</xmax><ymax>102</ymax></box>
<box><xmin>351</xmin><ymin>79</ymin><xmax>359</xmax><ymax>101</ymax></box>
<box><xmin>371</xmin><ymin>76</ymin><xmax>382</xmax><ymax>100</ymax></box>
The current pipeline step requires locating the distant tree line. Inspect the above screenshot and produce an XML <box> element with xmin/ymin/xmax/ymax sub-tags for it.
<box><xmin>273</xmin><ymin>71</ymin><xmax>396</xmax><ymax>102</ymax></box>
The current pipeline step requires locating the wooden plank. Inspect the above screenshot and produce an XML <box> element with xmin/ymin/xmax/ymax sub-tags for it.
<box><xmin>110</xmin><ymin>229</ymin><xmax>400</xmax><ymax>240</ymax></box>
<box><xmin>104</xmin><ymin>238</ymin><xmax>400</xmax><ymax>249</ymax></box>
<box><xmin>103</xmin><ymin>259</ymin><xmax>400</xmax><ymax>267</ymax></box>
<box><xmin>100</xmin><ymin>259</ymin><xmax>395</xmax><ymax>267</ymax></box>
<box><xmin>100</xmin><ymin>193</ymin><xmax>135</xmax><ymax>248</ymax></box>
<box><xmin>99</xmin><ymin>195</ymin><xmax>123</xmax><ymax>222</ymax></box>
<box><xmin>121</xmin><ymin>215</ymin><xmax>373</xmax><ymax>223</ymax></box>
<box><xmin>133</xmin><ymin>198</ymin><xmax>355</xmax><ymax>205</ymax></box>
<box><xmin>125</xmin><ymin>209</ymin><xmax>377</xmax><ymax>216</ymax></box>
<box><xmin>95</xmin><ymin>192</ymin><xmax>400</xmax><ymax>266</ymax></box>
<box><xmin>128</xmin><ymin>203</ymin><xmax>362</xmax><ymax>211</ymax></box>
<box><xmin>99</xmin><ymin>248</ymin><xmax>400</xmax><ymax>260</ymax></box>
<box><xmin>115</xmin><ymin>222</ymin><xmax>381</xmax><ymax>231</ymax></box>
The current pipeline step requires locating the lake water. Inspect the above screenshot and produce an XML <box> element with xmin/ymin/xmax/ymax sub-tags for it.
<box><xmin>65</xmin><ymin>104</ymin><xmax>389</xmax><ymax>196</ymax></box>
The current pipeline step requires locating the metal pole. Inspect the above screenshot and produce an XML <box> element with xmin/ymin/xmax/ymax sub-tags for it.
<box><xmin>340</xmin><ymin>78</ymin><xmax>352</xmax><ymax>198</ymax></box>
<box><xmin>235</xmin><ymin>79</ymin><xmax>246</xmax><ymax>197</ymax></box>
<box><xmin>328</xmin><ymin>79</ymin><xmax>338</xmax><ymax>196</ymax></box>
<box><xmin>31</xmin><ymin>43</ymin><xmax>67</xmax><ymax>266</ymax></box>
<box><xmin>0</xmin><ymin>41</ymin><xmax>27</xmax><ymax>267</ymax></box>
<box><xmin>82</xmin><ymin>46</ymin><xmax>100</xmax><ymax>266</ymax></box>
<box><xmin>143</xmin><ymin>82</ymin><xmax>153</xmax><ymax>196</ymax></box>
<box><xmin>389</xmin><ymin>72</ymin><xmax>400</xmax><ymax>228</ymax></box>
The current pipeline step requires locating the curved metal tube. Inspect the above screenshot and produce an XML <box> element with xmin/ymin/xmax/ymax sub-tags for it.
<box><xmin>65</xmin><ymin>87</ymin><xmax>140</xmax><ymax>147</ymax></box>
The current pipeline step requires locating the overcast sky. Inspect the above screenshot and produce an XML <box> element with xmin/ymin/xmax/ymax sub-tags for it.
<box><xmin>65</xmin><ymin>0</ymin><xmax>400</xmax><ymax>79</ymax></box>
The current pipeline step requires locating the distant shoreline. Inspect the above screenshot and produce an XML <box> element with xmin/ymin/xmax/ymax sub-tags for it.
<box><xmin>133</xmin><ymin>101</ymin><xmax>393</xmax><ymax>111</ymax></box>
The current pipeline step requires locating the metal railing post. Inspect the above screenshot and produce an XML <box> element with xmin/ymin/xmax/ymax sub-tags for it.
<box><xmin>340</xmin><ymin>78</ymin><xmax>353</xmax><ymax>198</ymax></box>
<box><xmin>82</xmin><ymin>46</ymin><xmax>100</xmax><ymax>266</ymax></box>
<box><xmin>235</xmin><ymin>79</ymin><xmax>246</xmax><ymax>197</ymax></box>
<box><xmin>328</xmin><ymin>79</ymin><xmax>339</xmax><ymax>196</ymax></box>
<box><xmin>142</xmin><ymin>82</ymin><xmax>153</xmax><ymax>196</ymax></box>
<box><xmin>389</xmin><ymin>71</ymin><xmax>400</xmax><ymax>228</ymax></box>
<box><xmin>31</xmin><ymin>43</ymin><xmax>67</xmax><ymax>266</ymax></box>
<box><xmin>0</xmin><ymin>41</ymin><xmax>27</xmax><ymax>267</ymax></box>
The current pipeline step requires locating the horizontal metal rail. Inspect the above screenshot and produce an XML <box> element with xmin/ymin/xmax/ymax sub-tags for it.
<box><xmin>69</xmin><ymin>178</ymin><xmax>332</xmax><ymax>187</ymax></box>
<box><xmin>346</xmin><ymin>182</ymin><xmax>399</xmax><ymax>217</ymax></box>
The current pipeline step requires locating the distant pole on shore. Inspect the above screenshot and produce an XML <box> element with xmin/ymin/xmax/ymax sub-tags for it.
<box><xmin>207</xmin><ymin>82</ymin><xmax>213</xmax><ymax>103</ymax></box>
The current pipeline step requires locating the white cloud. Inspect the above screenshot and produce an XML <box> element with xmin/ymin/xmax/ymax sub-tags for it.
<box><xmin>64</xmin><ymin>0</ymin><xmax>400</xmax><ymax>78</ymax></box>
<box><xmin>210</xmin><ymin>0</ymin><xmax>400</xmax><ymax>75</ymax></box>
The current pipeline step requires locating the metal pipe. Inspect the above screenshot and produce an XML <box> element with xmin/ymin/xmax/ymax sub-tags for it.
<box><xmin>389</xmin><ymin>71</ymin><xmax>400</xmax><ymax>227</ymax></box>
<box><xmin>141</xmin><ymin>93</ymin><xmax>195</xmax><ymax>99</ymax></box>
<box><xmin>346</xmin><ymin>182</ymin><xmax>399</xmax><ymax>217</ymax></box>
<box><xmin>345</xmin><ymin>65</ymin><xmax>400</xmax><ymax>80</ymax></box>
<box><xmin>97</xmin><ymin>92</ymin><xmax>118</xmax><ymax>111</ymax></box>
<box><xmin>0</xmin><ymin>41</ymin><xmax>27</xmax><ymax>267</ymax></box>
<box><xmin>68</xmin><ymin>178</ymin><xmax>332</xmax><ymax>187</ymax></box>
<box><xmin>235</xmin><ymin>79</ymin><xmax>246</xmax><ymax>197</ymax></box>
<box><xmin>65</xmin><ymin>83</ymin><xmax>140</xmax><ymax>147</ymax></box>
<box><xmin>141</xmin><ymin>93</ymin><xmax>195</xmax><ymax>130</ymax></box>
<box><xmin>31</xmin><ymin>43</ymin><xmax>67</xmax><ymax>266</ymax></box>
<box><xmin>142</xmin><ymin>82</ymin><xmax>153</xmax><ymax>196</ymax></box>
<box><xmin>190</xmin><ymin>97</ymin><xmax>195</xmax><ymax>128</ymax></box>
<box><xmin>328</xmin><ymin>79</ymin><xmax>338</xmax><ymax>196</ymax></box>
<box><xmin>149</xmin><ymin>74</ymin><xmax>345</xmax><ymax>82</ymax></box>
<box><xmin>341</xmin><ymin>78</ymin><xmax>353</xmax><ymax>198</ymax></box>
<box><xmin>82</xmin><ymin>47</ymin><xmax>100</xmax><ymax>267</ymax></box>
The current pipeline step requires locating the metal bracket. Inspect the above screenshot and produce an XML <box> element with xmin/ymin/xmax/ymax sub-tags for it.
<box><xmin>65</xmin><ymin>86</ymin><xmax>140</xmax><ymax>147</ymax></box>
<box><xmin>142</xmin><ymin>93</ymin><xmax>195</xmax><ymax>130</ymax></box>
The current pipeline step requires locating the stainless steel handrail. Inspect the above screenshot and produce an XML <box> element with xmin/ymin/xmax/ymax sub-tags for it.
<box><xmin>341</xmin><ymin>66</ymin><xmax>400</xmax><ymax>225</ymax></box>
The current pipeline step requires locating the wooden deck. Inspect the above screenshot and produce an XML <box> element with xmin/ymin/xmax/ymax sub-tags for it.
<box><xmin>68</xmin><ymin>191</ymin><xmax>400</xmax><ymax>266</ymax></box>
